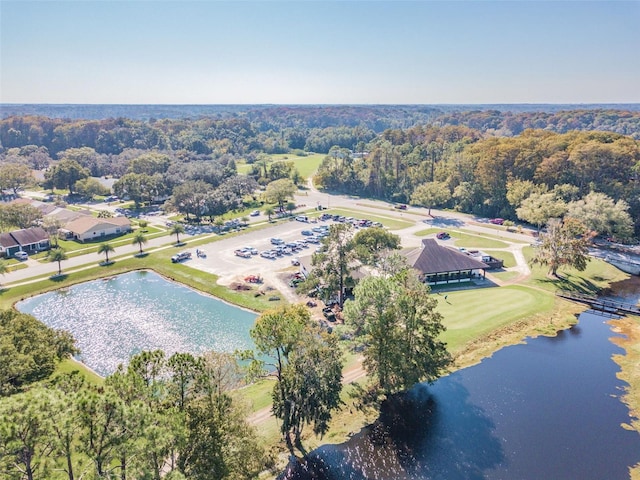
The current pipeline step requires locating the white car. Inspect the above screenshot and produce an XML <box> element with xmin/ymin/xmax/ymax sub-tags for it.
<box><xmin>14</xmin><ymin>251</ymin><xmax>28</xmax><ymax>261</ymax></box>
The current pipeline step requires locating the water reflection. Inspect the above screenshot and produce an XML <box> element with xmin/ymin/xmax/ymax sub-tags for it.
<box><xmin>16</xmin><ymin>271</ymin><xmax>257</xmax><ymax>376</ymax></box>
<box><xmin>282</xmin><ymin>313</ymin><xmax>640</xmax><ymax>479</ymax></box>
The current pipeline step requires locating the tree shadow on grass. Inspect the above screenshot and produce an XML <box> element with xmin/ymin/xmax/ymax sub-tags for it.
<box><xmin>426</xmin><ymin>217</ymin><xmax>466</xmax><ymax>228</ymax></box>
<box><xmin>134</xmin><ymin>252</ymin><xmax>149</xmax><ymax>258</ymax></box>
<box><xmin>50</xmin><ymin>273</ymin><xmax>69</xmax><ymax>282</ymax></box>
<box><xmin>99</xmin><ymin>261</ymin><xmax>115</xmax><ymax>267</ymax></box>
<box><xmin>538</xmin><ymin>273</ymin><xmax>599</xmax><ymax>294</ymax></box>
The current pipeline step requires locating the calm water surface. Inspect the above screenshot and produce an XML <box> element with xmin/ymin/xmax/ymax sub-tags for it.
<box><xmin>284</xmin><ymin>311</ymin><xmax>640</xmax><ymax>480</ymax></box>
<box><xmin>17</xmin><ymin>271</ymin><xmax>257</xmax><ymax>376</ymax></box>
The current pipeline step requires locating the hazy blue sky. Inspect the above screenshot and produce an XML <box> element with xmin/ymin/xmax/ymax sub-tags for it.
<box><xmin>1</xmin><ymin>1</ymin><xmax>638</xmax><ymax>104</ymax></box>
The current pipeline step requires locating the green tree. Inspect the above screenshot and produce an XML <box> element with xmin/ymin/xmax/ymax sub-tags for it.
<box><xmin>344</xmin><ymin>272</ymin><xmax>451</xmax><ymax>398</ymax></box>
<box><xmin>0</xmin><ymin>203</ymin><xmax>43</xmax><ymax>230</ymax></box>
<box><xmin>310</xmin><ymin>223</ymin><xmax>356</xmax><ymax>307</ymax></box>
<box><xmin>506</xmin><ymin>179</ymin><xmax>546</xmax><ymax>209</ymax></box>
<box><xmin>113</xmin><ymin>172</ymin><xmax>165</xmax><ymax>207</ymax></box>
<box><xmin>96</xmin><ymin>209</ymin><xmax>113</xmax><ymax>218</ymax></box>
<box><xmin>74</xmin><ymin>177</ymin><xmax>110</xmax><ymax>199</ymax></box>
<box><xmin>352</xmin><ymin>227</ymin><xmax>401</xmax><ymax>266</ymax></box>
<box><xmin>410</xmin><ymin>181</ymin><xmax>451</xmax><ymax>216</ymax></box>
<box><xmin>45</xmin><ymin>158</ymin><xmax>90</xmax><ymax>194</ymax></box>
<box><xmin>264</xmin><ymin>206</ymin><xmax>275</xmax><ymax>222</ymax></box>
<box><xmin>76</xmin><ymin>386</ymin><xmax>129</xmax><ymax>478</ymax></box>
<box><xmin>516</xmin><ymin>192</ymin><xmax>567</xmax><ymax>232</ymax></box>
<box><xmin>170</xmin><ymin>223</ymin><xmax>186</xmax><ymax>245</ymax></box>
<box><xmin>49</xmin><ymin>248</ymin><xmax>68</xmax><ymax>276</ymax></box>
<box><xmin>98</xmin><ymin>243</ymin><xmax>115</xmax><ymax>264</ymax></box>
<box><xmin>168</xmin><ymin>180</ymin><xmax>212</xmax><ymax>221</ymax></box>
<box><xmin>132</xmin><ymin>232</ymin><xmax>147</xmax><ymax>255</ymax></box>
<box><xmin>263</xmin><ymin>178</ymin><xmax>296</xmax><ymax>211</ymax></box>
<box><xmin>0</xmin><ymin>163</ymin><xmax>34</xmax><ymax>195</ymax></box>
<box><xmin>49</xmin><ymin>373</ymin><xmax>87</xmax><ymax>480</ymax></box>
<box><xmin>42</xmin><ymin>216</ymin><xmax>62</xmax><ymax>248</ymax></box>
<box><xmin>247</xmin><ymin>304</ymin><xmax>343</xmax><ymax>456</ymax></box>
<box><xmin>530</xmin><ymin>218</ymin><xmax>591</xmax><ymax>277</ymax></box>
<box><xmin>0</xmin><ymin>389</ymin><xmax>55</xmax><ymax>480</ymax></box>
<box><xmin>567</xmin><ymin>191</ymin><xmax>634</xmax><ymax>240</ymax></box>
<box><xmin>0</xmin><ymin>310</ymin><xmax>77</xmax><ymax>396</ymax></box>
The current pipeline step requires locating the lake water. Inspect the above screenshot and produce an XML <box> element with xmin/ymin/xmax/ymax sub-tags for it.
<box><xmin>16</xmin><ymin>271</ymin><xmax>257</xmax><ymax>376</ymax></box>
<box><xmin>282</xmin><ymin>310</ymin><xmax>640</xmax><ymax>480</ymax></box>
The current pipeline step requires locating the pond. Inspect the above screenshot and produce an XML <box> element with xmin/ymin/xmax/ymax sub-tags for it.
<box><xmin>16</xmin><ymin>271</ymin><xmax>257</xmax><ymax>377</ymax></box>
<box><xmin>282</xmin><ymin>310</ymin><xmax>640</xmax><ymax>480</ymax></box>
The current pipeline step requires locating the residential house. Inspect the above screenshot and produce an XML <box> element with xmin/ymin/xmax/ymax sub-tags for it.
<box><xmin>63</xmin><ymin>216</ymin><xmax>132</xmax><ymax>242</ymax></box>
<box><xmin>0</xmin><ymin>227</ymin><xmax>50</xmax><ymax>258</ymax></box>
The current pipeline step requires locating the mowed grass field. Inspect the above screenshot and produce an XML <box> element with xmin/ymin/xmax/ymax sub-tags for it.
<box><xmin>435</xmin><ymin>285</ymin><xmax>555</xmax><ymax>352</ymax></box>
<box><xmin>236</xmin><ymin>153</ymin><xmax>325</xmax><ymax>179</ymax></box>
<box><xmin>415</xmin><ymin>228</ymin><xmax>511</xmax><ymax>249</ymax></box>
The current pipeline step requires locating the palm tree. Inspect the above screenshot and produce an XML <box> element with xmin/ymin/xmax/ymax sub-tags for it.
<box><xmin>49</xmin><ymin>249</ymin><xmax>67</xmax><ymax>276</ymax></box>
<box><xmin>264</xmin><ymin>206</ymin><xmax>275</xmax><ymax>222</ymax></box>
<box><xmin>132</xmin><ymin>232</ymin><xmax>147</xmax><ymax>255</ymax></box>
<box><xmin>98</xmin><ymin>243</ymin><xmax>115</xmax><ymax>264</ymax></box>
<box><xmin>170</xmin><ymin>223</ymin><xmax>185</xmax><ymax>245</ymax></box>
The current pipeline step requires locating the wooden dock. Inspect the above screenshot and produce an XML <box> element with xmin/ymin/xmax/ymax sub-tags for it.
<box><xmin>557</xmin><ymin>290</ymin><xmax>640</xmax><ymax>317</ymax></box>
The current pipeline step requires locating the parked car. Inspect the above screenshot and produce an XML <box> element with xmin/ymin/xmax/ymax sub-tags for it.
<box><xmin>436</xmin><ymin>231</ymin><xmax>450</xmax><ymax>240</ymax></box>
<box><xmin>14</xmin><ymin>251</ymin><xmax>28</xmax><ymax>261</ymax></box>
<box><xmin>270</xmin><ymin>237</ymin><xmax>284</xmax><ymax>245</ymax></box>
<box><xmin>250</xmin><ymin>210</ymin><xmax>260</xmax><ymax>216</ymax></box>
<box><xmin>171</xmin><ymin>251</ymin><xmax>191</xmax><ymax>263</ymax></box>
<box><xmin>489</xmin><ymin>218</ymin><xmax>505</xmax><ymax>225</ymax></box>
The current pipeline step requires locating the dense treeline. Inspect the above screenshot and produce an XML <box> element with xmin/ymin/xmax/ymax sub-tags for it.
<box><xmin>1</xmin><ymin>108</ymin><xmax>639</xmax><ymax>158</ymax></box>
<box><xmin>0</xmin><ymin>115</ymin><xmax>376</xmax><ymax>157</ymax></box>
<box><xmin>436</xmin><ymin>109</ymin><xmax>640</xmax><ymax>139</ymax></box>
<box><xmin>1</xmin><ymin>108</ymin><xmax>639</xmax><ymax>235</ymax></box>
<box><xmin>315</xmin><ymin>128</ymin><xmax>640</xmax><ymax>235</ymax></box>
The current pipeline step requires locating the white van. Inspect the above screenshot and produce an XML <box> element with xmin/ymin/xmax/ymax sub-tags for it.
<box><xmin>295</xmin><ymin>215</ymin><xmax>309</xmax><ymax>223</ymax></box>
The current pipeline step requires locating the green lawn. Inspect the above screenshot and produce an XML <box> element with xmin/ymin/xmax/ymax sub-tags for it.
<box><xmin>451</xmin><ymin>232</ymin><xmax>510</xmax><ymax>249</ymax></box>
<box><xmin>236</xmin><ymin>152</ymin><xmax>325</xmax><ymax>180</ymax></box>
<box><xmin>436</xmin><ymin>285</ymin><xmax>555</xmax><ymax>352</ymax></box>
<box><xmin>489</xmin><ymin>271</ymin><xmax>522</xmax><ymax>282</ymax></box>
<box><xmin>415</xmin><ymin>228</ymin><xmax>512</xmax><ymax>249</ymax></box>
<box><xmin>484</xmin><ymin>250</ymin><xmax>517</xmax><ymax>268</ymax></box>
<box><xmin>522</xmin><ymin>246</ymin><xmax>628</xmax><ymax>294</ymax></box>
<box><xmin>54</xmin><ymin>358</ymin><xmax>104</xmax><ymax>385</ymax></box>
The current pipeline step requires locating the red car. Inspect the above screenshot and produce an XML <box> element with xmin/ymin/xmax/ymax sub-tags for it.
<box><xmin>436</xmin><ymin>232</ymin><xmax>450</xmax><ymax>240</ymax></box>
<box><xmin>489</xmin><ymin>218</ymin><xmax>505</xmax><ymax>225</ymax></box>
<box><xmin>394</xmin><ymin>204</ymin><xmax>408</xmax><ymax>210</ymax></box>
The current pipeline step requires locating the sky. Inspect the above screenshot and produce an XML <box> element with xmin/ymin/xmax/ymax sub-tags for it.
<box><xmin>1</xmin><ymin>0</ymin><xmax>639</xmax><ymax>104</ymax></box>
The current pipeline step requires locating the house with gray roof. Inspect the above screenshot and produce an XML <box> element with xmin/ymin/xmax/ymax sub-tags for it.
<box><xmin>0</xmin><ymin>227</ymin><xmax>50</xmax><ymax>258</ymax></box>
